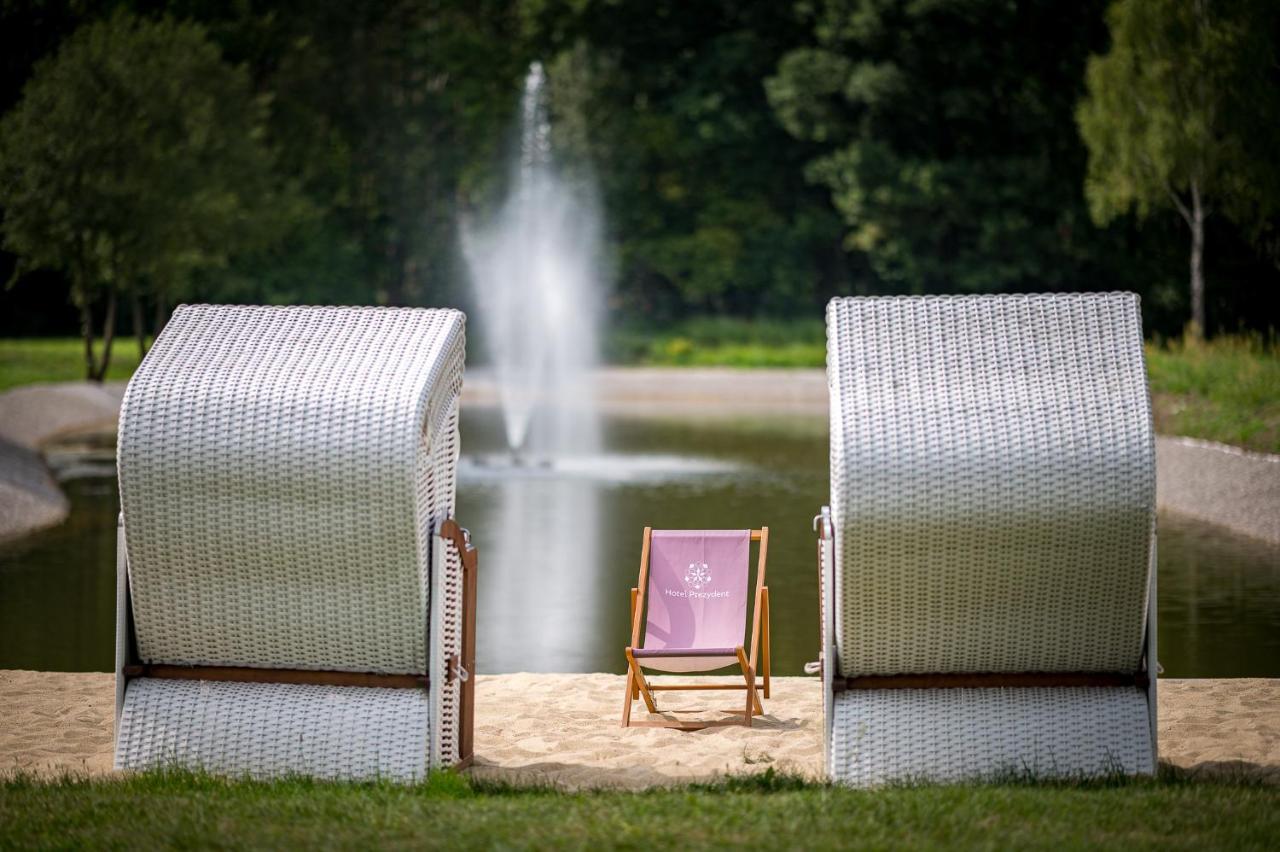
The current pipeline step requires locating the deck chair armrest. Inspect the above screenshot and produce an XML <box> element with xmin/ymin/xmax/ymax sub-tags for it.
<box><xmin>629</xmin><ymin>587</ymin><xmax>640</xmax><ymax>634</ymax></box>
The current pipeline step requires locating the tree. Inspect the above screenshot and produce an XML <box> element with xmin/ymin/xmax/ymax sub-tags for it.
<box><xmin>0</xmin><ymin>11</ymin><xmax>292</xmax><ymax>378</ymax></box>
<box><xmin>249</xmin><ymin>1</ymin><xmax>527</xmax><ymax>306</ymax></box>
<box><xmin>767</xmin><ymin>0</ymin><xmax>1118</xmax><ymax>297</ymax></box>
<box><xmin>1077</xmin><ymin>0</ymin><xmax>1280</xmax><ymax>336</ymax></box>
<box><xmin>521</xmin><ymin>0</ymin><xmax>849</xmax><ymax>319</ymax></box>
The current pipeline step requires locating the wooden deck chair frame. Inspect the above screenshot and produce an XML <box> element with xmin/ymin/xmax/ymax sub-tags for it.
<box><xmin>621</xmin><ymin>526</ymin><xmax>770</xmax><ymax>729</ymax></box>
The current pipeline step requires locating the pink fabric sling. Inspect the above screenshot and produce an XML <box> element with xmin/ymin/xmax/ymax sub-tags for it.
<box><xmin>633</xmin><ymin>529</ymin><xmax>751</xmax><ymax>673</ymax></box>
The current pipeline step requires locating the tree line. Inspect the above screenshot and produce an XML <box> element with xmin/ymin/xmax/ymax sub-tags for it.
<box><xmin>1</xmin><ymin>1</ymin><xmax>1277</xmax><ymax>378</ymax></box>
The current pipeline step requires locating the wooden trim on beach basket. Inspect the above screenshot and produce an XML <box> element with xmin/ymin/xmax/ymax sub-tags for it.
<box><xmin>440</xmin><ymin>518</ymin><xmax>479</xmax><ymax>770</ymax></box>
<box><xmin>832</xmin><ymin>672</ymin><xmax>1151</xmax><ymax>691</ymax></box>
<box><xmin>120</xmin><ymin>664</ymin><xmax>429</xmax><ymax>689</ymax></box>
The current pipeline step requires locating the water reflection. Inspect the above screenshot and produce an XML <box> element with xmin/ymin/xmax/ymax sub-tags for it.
<box><xmin>0</xmin><ymin>477</ymin><xmax>118</xmax><ymax>672</ymax></box>
<box><xmin>468</xmin><ymin>474</ymin><xmax>604</xmax><ymax>673</ymax></box>
<box><xmin>1157</xmin><ymin>515</ymin><xmax>1280</xmax><ymax>677</ymax></box>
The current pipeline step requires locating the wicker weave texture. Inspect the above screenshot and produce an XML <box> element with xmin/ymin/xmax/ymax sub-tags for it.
<box><xmin>117</xmin><ymin>305</ymin><xmax>464</xmax><ymax>674</ymax></box>
<box><xmin>115</xmin><ymin>678</ymin><xmax>430</xmax><ymax>780</ymax></box>
<box><xmin>826</xmin><ymin>294</ymin><xmax>1155</xmax><ymax>677</ymax></box>
<box><xmin>830</xmin><ymin>687</ymin><xmax>1153</xmax><ymax>784</ymax></box>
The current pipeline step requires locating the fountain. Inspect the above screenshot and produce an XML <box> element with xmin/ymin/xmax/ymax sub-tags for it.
<box><xmin>462</xmin><ymin>61</ymin><xmax>742</xmax><ymax>485</ymax></box>
<box><xmin>463</xmin><ymin>61</ymin><xmax>601</xmax><ymax>462</ymax></box>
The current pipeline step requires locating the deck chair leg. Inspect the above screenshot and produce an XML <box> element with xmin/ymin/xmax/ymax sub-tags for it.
<box><xmin>735</xmin><ymin>647</ymin><xmax>762</xmax><ymax>725</ymax></box>
<box><xmin>629</xmin><ymin>588</ymin><xmax>640</xmax><ymax>701</ymax></box>
<box><xmin>626</xmin><ymin>650</ymin><xmax>658</xmax><ymax>715</ymax></box>
<box><xmin>633</xmin><ymin>667</ymin><xmax>657</xmax><ymax>714</ymax></box>
<box><xmin>621</xmin><ymin>667</ymin><xmax>634</xmax><ymax>727</ymax></box>
<box><xmin>762</xmin><ymin>588</ymin><xmax>771</xmax><ymax>700</ymax></box>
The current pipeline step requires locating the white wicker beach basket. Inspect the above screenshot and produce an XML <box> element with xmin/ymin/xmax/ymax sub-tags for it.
<box><xmin>113</xmin><ymin>304</ymin><xmax>470</xmax><ymax>780</ymax></box>
<box><xmin>821</xmin><ymin>293</ymin><xmax>1158</xmax><ymax>784</ymax></box>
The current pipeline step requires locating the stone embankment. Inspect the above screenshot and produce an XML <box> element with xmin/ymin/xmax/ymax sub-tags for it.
<box><xmin>0</xmin><ymin>382</ymin><xmax>124</xmax><ymax>543</ymax></box>
<box><xmin>1155</xmin><ymin>437</ymin><xmax>1279</xmax><ymax>544</ymax></box>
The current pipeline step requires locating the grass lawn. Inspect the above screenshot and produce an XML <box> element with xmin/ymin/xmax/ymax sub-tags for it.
<box><xmin>0</xmin><ymin>337</ymin><xmax>144</xmax><ymax>391</ymax></box>
<box><xmin>1</xmin><ymin>771</ymin><xmax>1277</xmax><ymax>850</ymax></box>
<box><xmin>610</xmin><ymin>317</ymin><xmax>827</xmax><ymax>368</ymax></box>
<box><xmin>1145</xmin><ymin>336</ymin><xmax>1280</xmax><ymax>454</ymax></box>
<box><xmin>0</xmin><ymin>767</ymin><xmax>1274</xmax><ymax>844</ymax></box>
<box><xmin>3</xmin><ymin>328</ymin><xmax>1277</xmax><ymax>452</ymax></box>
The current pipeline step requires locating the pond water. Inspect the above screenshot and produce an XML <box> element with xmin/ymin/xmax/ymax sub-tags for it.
<box><xmin>2</xmin><ymin>407</ymin><xmax>1278</xmax><ymax>678</ymax></box>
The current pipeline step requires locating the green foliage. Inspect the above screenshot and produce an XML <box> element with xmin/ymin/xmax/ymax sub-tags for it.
<box><xmin>0</xmin><ymin>2</ymin><xmax>528</xmax><ymax>325</ymax></box>
<box><xmin>0</xmin><ymin>11</ymin><xmax>295</xmax><ymax>376</ymax></box>
<box><xmin>1</xmin><ymin>770</ymin><xmax>1278</xmax><ymax>849</ymax></box>
<box><xmin>1</xmin><ymin>1</ymin><xmax>1278</xmax><ymax>338</ymax></box>
<box><xmin>1146</xmin><ymin>334</ymin><xmax>1280</xmax><ymax>453</ymax></box>
<box><xmin>525</xmin><ymin>1</ymin><xmax>850</xmax><ymax>320</ymax></box>
<box><xmin>0</xmin><ymin>10</ymin><xmax>290</xmax><ymax>288</ymax></box>
<box><xmin>1077</xmin><ymin>0</ymin><xmax>1280</xmax><ymax>333</ymax></box>
<box><xmin>246</xmin><ymin>2</ymin><xmax>528</xmax><ymax>306</ymax></box>
<box><xmin>1078</xmin><ymin>0</ymin><xmax>1280</xmax><ymax>229</ymax></box>
<box><xmin>768</xmin><ymin>0</ymin><xmax>1123</xmax><ymax>295</ymax></box>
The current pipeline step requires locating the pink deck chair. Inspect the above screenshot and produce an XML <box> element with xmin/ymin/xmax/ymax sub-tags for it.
<box><xmin>621</xmin><ymin>527</ymin><xmax>771</xmax><ymax>728</ymax></box>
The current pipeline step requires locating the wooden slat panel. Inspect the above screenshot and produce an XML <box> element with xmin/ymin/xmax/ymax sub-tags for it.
<box><xmin>121</xmin><ymin>664</ymin><xmax>427</xmax><ymax>689</ymax></box>
<box><xmin>440</xmin><ymin>518</ymin><xmax>479</xmax><ymax>769</ymax></box>
<box><xmin>833</xmin><ymin>672</ymin><xmax>1150</xmax><ymax>691</ymax></box>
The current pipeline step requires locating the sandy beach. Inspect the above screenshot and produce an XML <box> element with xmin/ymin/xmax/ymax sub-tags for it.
<box><xmin>2</xmin><ymin>670</ymin><xmax>1276</xmax><ymax>788</ymax></box>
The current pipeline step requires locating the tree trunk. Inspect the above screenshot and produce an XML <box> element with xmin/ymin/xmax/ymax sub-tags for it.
<box><xmin>132</xmin><ymin>291</ymin><xmax>147</xmax><ymax>360</ymax></box>
<box><xmin>79</xmin><ymin>299</ymin><xmax>98</xmax><ymax>381</ymax></box>
<box><xmin>384</xmin><ymin>237</ymin><xmax>407</xmax><ymax>306</ymax></box>
<box><xmin>92</xmin><ymin>289</ymin><xmax>118</xmax><ymax>383</ymax></box>
<box><xmin>402</xmin><ymin>254</ymin><xmax>420</xmax><ymax>306</ymax></box>
<box><xmin>153</xmin><ymin>295</ymin><xmax>168</xmax><ymax>340</ymax></box>
<box><xmin>1189</xmin><ymin>180</ymin><xmax>1206</xmax><ymax>339</ymax></box>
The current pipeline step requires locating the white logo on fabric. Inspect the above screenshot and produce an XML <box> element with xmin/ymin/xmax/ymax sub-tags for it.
<box><xmin>684</xmin><ymin>562</ymin><xmax>711</xmax><ymax>590</ymax></box>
